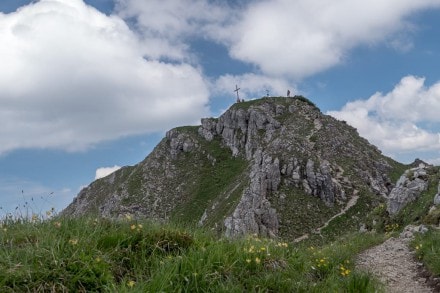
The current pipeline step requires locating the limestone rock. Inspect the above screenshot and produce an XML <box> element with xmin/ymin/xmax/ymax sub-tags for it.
<box><xmin>198</xmin><ymin>118</ymin><xmax>217</xmax><ymax>141</ymax></box>
<box><xmin>434</xmin><ymin>195</ymin><xmax>440</xmax><ymax>206</ymax></box>
<box><xmin>400</xmin><ymin>224</ymin><xmax>428</xmax><ymax>239</ymax></box>
<box><xmin>166</xmin><ymin>129</ymin><xmax>196</xmax><ymax>158</ymax></box>
<box><xmin>434</xmin><ymin>181</ymin><xmax>440</xmax><ymax>205</ymax></box>
<box><xmin>224</xmin><ymin>150</ymin><xmax>279</xmax><ymax>238</ymax></box>
<box><xmin>387</xmin><ymin>166</ymin><xmax>429</xmax><ymax>215</ymax></box>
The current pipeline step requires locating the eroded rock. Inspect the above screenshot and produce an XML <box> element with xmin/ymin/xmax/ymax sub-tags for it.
<box><xmin>387</xmin><ymin>166</ymin><xmax>429</xmax><ymax>215</ymax></box>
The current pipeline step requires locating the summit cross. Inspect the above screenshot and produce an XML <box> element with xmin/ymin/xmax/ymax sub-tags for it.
<box><xmin>234</xmin><ymin>85</ymin><xmax>240</xmax><ymax>102</ymax></box>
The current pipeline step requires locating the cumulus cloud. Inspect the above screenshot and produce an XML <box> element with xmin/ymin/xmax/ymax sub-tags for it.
<box><xmin>427</xmin><ymin>157</ymin><xmax>440</xmax><ymax>166</ymax></box>
<box><xmin>116</xmin><ymin>0</ymin><xmax>229</xmax><ymax>39</ymax></box>
<box><xmin>328</xmin><ymin>75</ymin><xmax>440</xmax><ymax>157</ymax></box>
<box><xmin>225</xmin><ymin>0</ymin><xmax>440</xmax><ymax>78</ymax></box>
<box><xmin>0</xmin><ymin>0</ymin><xmax>209</xmax><ymax>155</ymax></box>
<box><xmin>115</xmin><ymin>0</ymin><xmax>231</xmax><ymax>62</ymax></box>
<box><xmin>117</xmin><ymin>0</ymin><xmax>440</xmax><ymax>80</ymax></box>
<box><xmin>95</xmin><ymin>165</ymin><xmax>121</xmax><ymax>179</ymax></box>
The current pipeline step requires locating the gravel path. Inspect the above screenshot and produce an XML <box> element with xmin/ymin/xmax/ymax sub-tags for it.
<box><xmin>356</xmin><ymin>235</ymin><xmax>432</xmax><ymax>293</ymax></box>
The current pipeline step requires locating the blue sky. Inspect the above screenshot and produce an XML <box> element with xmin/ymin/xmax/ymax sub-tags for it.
<box><xmin>1</xmin><ymin>0</ymin><xmax>440</xmax><ymax>216</ymax></box>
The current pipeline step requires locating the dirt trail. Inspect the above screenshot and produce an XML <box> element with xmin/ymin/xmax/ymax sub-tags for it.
<box><xmin>293</xmin><ymin>191</ymin><xmax>359</xmax><ymax>243</ymax></box>
<box><xmin>356</xmin><ymin>234</ymin><xmax>432</xmax><ymax>293</ymax></box>
<box><xmin>315</xmin><ymin>191</ymin><xmax>359</xmax><ymax>234</ymax></box>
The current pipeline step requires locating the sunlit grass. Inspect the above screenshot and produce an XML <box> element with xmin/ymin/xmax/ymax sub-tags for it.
<box><xmin>412</xmin><ymin>228</ymin><xmax>440</xmax><ymax>276</ymax></box>
<box><xmin>0</xmin><ymin>214</ymin><xmax>386</xmax><ymax>292</ymax></box>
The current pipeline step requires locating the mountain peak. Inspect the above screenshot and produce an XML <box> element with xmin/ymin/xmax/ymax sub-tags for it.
<box><xmin>62</xmin><ymin>96</ymin><xmax>405</xmax><ymax>240</ymax></box>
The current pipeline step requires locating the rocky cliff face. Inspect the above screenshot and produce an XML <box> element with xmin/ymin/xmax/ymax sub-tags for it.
<box><xmin>387</xmin><ymin>164</ymin><xmax>430</xmax><ymax>215</ymax></box>
<box><xmin>62</xmin><ymin>96</ymin><xmax>404</xmax><ymax>239</ymax></box>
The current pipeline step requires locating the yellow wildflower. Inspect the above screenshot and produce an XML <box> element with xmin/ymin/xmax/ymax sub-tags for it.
<box><xmin>246</xmin><ymin>259</ymin><xmax>251</xmax><ymax>263</ymax></box>
<box><xmin>69</xmin><ymin>239</ymin><xmax>78</xmax><ymax>245</ymax></box>
<box><xmin>339</xmin><ymin>264</ymin><xmax>351</xmax><ymax>277</ymax></box>
<box><xmin>255</xmin><ymin>257</ymin><xmax>261</xmax><ymax>264</ymax></box>
<box><xmin>127</xmin><ymin>280</ymin><xmax>135</xmax><ymax>288</ymax></box>
<box><xmin>130</xmin><ymin>224</ymin><xmax>136</xmax><ymax>230</ymax></box>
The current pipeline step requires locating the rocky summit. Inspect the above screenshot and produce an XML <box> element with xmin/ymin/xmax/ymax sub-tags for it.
<box><xmin>62</xmin><ymin>96</ymin><xmax>406</xmax><ymax>240</ymax></box>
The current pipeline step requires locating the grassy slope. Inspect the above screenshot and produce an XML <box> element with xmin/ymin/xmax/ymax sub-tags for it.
<box><xmin>168</xmin><ymin>127</ymin><xmax>249</xmax><ymax>228</ymax></box>
<box><xmin>0</xmin><ymin>216</ymin><xmax>385</xmax><ymax>292</ymax></box>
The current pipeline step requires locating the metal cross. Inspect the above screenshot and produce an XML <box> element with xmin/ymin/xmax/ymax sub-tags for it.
<box><xmin>234</xmin><ymin>85</ymin><xmax>241</xmax><ymax>102</ymax></box>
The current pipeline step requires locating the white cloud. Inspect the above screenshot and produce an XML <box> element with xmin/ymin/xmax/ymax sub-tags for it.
<box><xmin>115</xmin><ymin>0</ymin><xmax>231</xmax><ymax>62</ymax></box>
<box><xmin>224</xmin><ymin>0</ymin><xmax>440</xmax><ymax>78</ymax></box>
<box><xmin>116</xmin><ymin>0</ymin><xmax>229</xmax><ymax>38</ymax></box>
<box><xmin>427</xmin><ymin>157</ymin><xmax>440</xmax><ymax>166</ymax></box>
<box><xmin>95</xmin><ymin>165</ymin><xmax>121</xmax><ymax>180</ymax></box>
<box><xmin>0</xmin><ymin>0</ymin><xmax>209</xmax><ymax>155</ymax></box>
<box><xmin>117</xmin><ymin>0</ymin><xmax>440</xmax><ymax>81</ymax></box>
<box><xmin>328</xmin><ymin>75</ymin><xmax>440</xmax><ymax>158</ymax></box>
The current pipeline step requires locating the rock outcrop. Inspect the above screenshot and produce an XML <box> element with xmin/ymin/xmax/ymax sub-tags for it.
<box><xmin>433</xmin><ymin>181</ymin><xmax>440</xmax><ymax>205</ymax></box>
<box><xmin>62</xmin><ymin>96</ymin><xmax>405</xmax><ymax>239</ymax></box>
<box><xmin>387</xmin><ymin>164</ymin><xmax>429</xmax><ymax>215</ymax></box>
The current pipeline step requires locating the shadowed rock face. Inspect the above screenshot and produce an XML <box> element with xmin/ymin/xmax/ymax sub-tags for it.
<box><xmin>62</xmin><ymin>97</ymin><xmax>403</xmax><ymax>239</ymax></box>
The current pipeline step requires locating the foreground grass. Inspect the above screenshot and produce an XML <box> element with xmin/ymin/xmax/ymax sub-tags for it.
<box><xmin>0</xmin><ymin>216</ymin><xmax>385</xmax><ymax>292</ymax></box>
<box><xmin>412</xmin><ymin>228</ymin><xmax>440</xmax><ymax>276</ymax></box>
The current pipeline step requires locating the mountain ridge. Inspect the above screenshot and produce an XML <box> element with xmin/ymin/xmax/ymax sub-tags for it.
<box><xmin>62</xmin><ymin>96</ymin><xmax>406</xmax><ymax>240</ymax></box>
